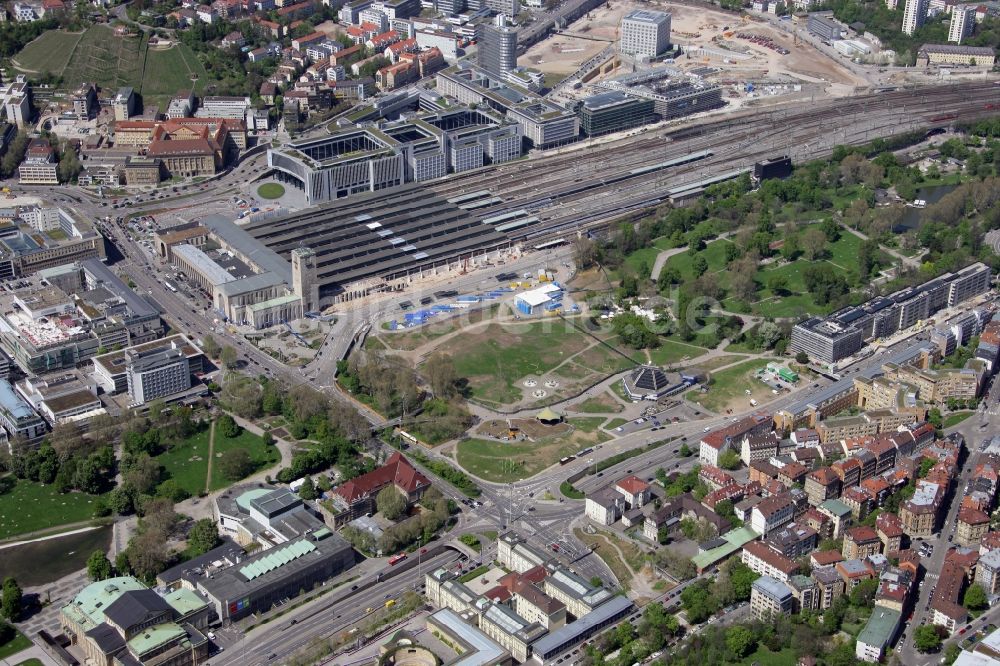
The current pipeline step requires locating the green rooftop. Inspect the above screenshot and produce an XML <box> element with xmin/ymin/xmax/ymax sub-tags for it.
<box><xmin>691</xmin><ymin>526</ymin><xmax>760</xmax><ymax>572</ymax></box>
<box><xmin>62</xmin><ymin>576</ymin><xmax>147</xmax><ymax>631</ymax></box>
<box><xmin>239</xmin><ymin>538</ymin><xmax>317</xmax><ymax>581</ymax></box>
<box><xmin>127</xmin><ymin>621</ymin><xmax>187</xmax><ymax>657</ymax></box>
<box><xmin>857</xmin><ymin>607</ymin><xmax>901</xmax><ymax>649</ymax></box>
<box><xmin>163</xmin><ymin>588</ymin><xmax>208</xmax><ymax>618</ymax></box>
<box><xmin>819</xmin><ymin>498</ymin><xmax>853</xmax><ymax>518</ymax></box>
<box><xmin>235</xmin><ymin>487</ymin><xmax>273</xmax><ymax>511</ymax></box>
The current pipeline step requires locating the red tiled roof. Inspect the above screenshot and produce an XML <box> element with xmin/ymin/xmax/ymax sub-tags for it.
<box><xmin>959</xmin><ymin>507</ymin><xmax>990</xmax><ymax>526</ymax></box>
<box><xmin>743</xmin><ymin>541</ymin><xmax>799</xmax><ymax>575</ymax></box>
<box><xmin>845</xmin><ymin>525</ymin><xmax>880</xmax><ymax>544</ymax></box>
<box><xmin>811</xmin><ymin>550</ymin><xmax>843</xmax><ymax>566</ymax></box>
<box><xmin>876</xmin><ymin>512</ymin><xmax>904</xmax><ymax>538</ymax></box>
<box><xmin>616</xmin><ymin>475</ymin><xmax>649</xmax><ymax>495</ymax></box>
<box><xmin>333</xmin><ymin>452</ymin><xmax>430</xmax><ymax>504</ymax></box>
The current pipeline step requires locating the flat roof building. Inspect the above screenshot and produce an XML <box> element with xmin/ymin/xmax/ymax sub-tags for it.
<box><xmin>619</xmin><ymin>9</ymin><xmax>672</xmax><ymax>59</ymax></box>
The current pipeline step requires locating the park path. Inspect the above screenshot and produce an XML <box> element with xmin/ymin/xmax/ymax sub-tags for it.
<box><xmin>204</xmin><ymin>419</ymin><xmax>217</xmax><ymax>495</ymax></box>
<box><xmin>0</xmin><ymin>524</ymin><xmax>102</xmax><ymax>550</ymax></box>
<box><xmin>839</xmin><ymin>221</ymin><xmax>920</xmax><ymax>268</ymax></box>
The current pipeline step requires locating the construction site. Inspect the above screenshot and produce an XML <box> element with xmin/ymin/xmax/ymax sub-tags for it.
<box><xmin>522</xmin><ymin>0</ymin><xmax>870</xmax><ymax>110</ymax></box>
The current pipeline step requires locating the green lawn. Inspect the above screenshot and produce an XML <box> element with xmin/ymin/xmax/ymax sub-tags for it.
<box><xmin>646</xmin><ymin>339</ymin><xmax>707</xmax><ymax>366</ymax></box>
<box><xmin>739</xmin><ymin>646</ymin><xmax>798</xmax><ymax>666</ymax></box>
<box><xmin>571</xmin><ymin>392</ymin><xmax>624</xmax><ymax>414</ymax></box>
<box><xmin>622</xmin><ymin>236</ymin><xmax>676</xmax><ymax>277</ymax></box>
<box><xmin>0</xmin><ymin>479</ymin><xmax>104</xmax><ymax>540</ymax></box>
<box><xmin>439</xmin><ymin>322</ymin><xmax>596</xmax><ymax>406</ymax></box>
<box><xmin>11</xmin><ymin>30</ymin><xmax>83</xmax><ymax>75</ymax></box>
<box><xmin>0</xmin><ymin>630</ymin><xmax>31</xmax><ymax>661</ymax></box>
<box><xmin>605</xmin><ymin>418</ymin><xmax>628</xmax><ymax>430</ymax></box>
<box><xmin>257</xmin><ymin>183</ymin><xmax>286</xmax><ymax>199</ymax></box>
<box><xmin>662</xmin><ymin>237</ymin><xmax>734</xmax><ymax>282</ymax></box>
<box><xmin>208</xmin><ymin>428</ymin><xmax>280</xmax><ymax>491</ymax></box>
<box><xmin>944</xmin><ymin>411</ymin><xmax>974</xmax><ymax>428</ymax></box>
<box><xmin>141</xmin><ymin>43</ymin><xmax>208</xmax><ymax>108</ymax></box>
<box><xmin>156</xmin><ymin>428</ymin><xmax>213</xmax><ymax>497</ymax></box>
<box><xmin>15</xmin><ymin>659</ymin><xmax>43</xmax><ymax>666</ymax></box>
<box><xmin>457</xmin><ymin>424</ymin><xmax>609</xmax><ymax>483</ymax></box>
<box><xmin>567</xmin><ymin>417</ymin><xmax>605</xmax><ymax>433</ymax></box>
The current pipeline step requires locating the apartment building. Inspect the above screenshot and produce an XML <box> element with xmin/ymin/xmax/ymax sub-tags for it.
<box><xmin>843</xmin><ymin>526</ymin><xmax>883</xmax><ymax>560</ymax></box>
<box><xmin>750</xmin><ymin>494</ymin><xmax>795</xmax><ymax>537</ymax></box>
<box><xmin>763</xmin><ymin>522</ymin><xmax>818</xmax><ymax>559</ymax></box>
<box><xmin>741</xmin><ymin>432</ymin><xmax>780</xmax><ymax>465</ymax></box>
<box><xmin>699</xmin><ymin>413</ymin><xmax>771</xmax><ymax>465</ymax></box>
<box><xmin>805</xmin><ymin>467</ymin><xmax>842</xmax><ymax>506</ymax></box>
<box><xmin>956</xmin><ymin>507</ymin><xmax>990</xmax><ymax>547</ymax></box>
<box><xmin>750</xmin><ymin>576</ymin><xmax>794</xmax><ymax>620</ymax></box>
<box><xmin>742</xmin><ymin>541</ymin><xmax>800</xmax><ymax>583</ymax></box>
<box><xmin>900</xmin><ymin>481</ymin><xmax>943</xmax><ymax>537</ymax></box>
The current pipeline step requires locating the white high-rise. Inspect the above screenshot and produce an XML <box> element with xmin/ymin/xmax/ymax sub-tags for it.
<box><xmin>902</xmin><ymin>0</ymin><xmax>929</xmax><ymax>35</ymax></box>
<box><xmin>619</xmin><ymin>9</ymin><xmax>672</xmax><ymax>59</ymax></box>
<box><xmin>948</xmin><ymin>4</ymin><xmax>976</xmax><ymax>43</ymax></box>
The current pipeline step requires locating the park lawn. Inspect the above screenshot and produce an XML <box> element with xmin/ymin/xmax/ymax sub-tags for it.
<box><xmin>141</xmin><ymin>44</ymin><xmax>207</xmax><ymax>107</ymax></box>
<box><xmin>622</xmin><ymin>236</ymin><xmax>676</xmax><ymax>277</ymax></box>
<box><xmin>257</xmin><ymin>183</ymin><xmax>286</xmax><ymax>199</ymax></box>
<box><xmin>693</xmin><ymin>354</ymin><xmax>749</xmax><ymax>371</ymax></box>
<box><xmin>686</xmin><ymin>359</ymin><xmax>773</xmax><ymax>414</ymax></box>
<box><xmin>443</xmin><ymin>322</ymin><xmax>595</xmax><ymax>406</ymax></box>
<box><xmin>457</xmin><ymin>425</ymin><xmax>609</xmax><ymax>482</ymax></box>
<box><xmin>12</xmin><ymin>30</ymin><xmax>83</xmax><ymax>75</ymax></box>
<box><xmin>156</xmin><ymin>428</ymin><xmax>213</xmax><ymax>497</ymax></box>
<box><xmin>662</xmin><ymin>237</ymin><xmax>734</xmax><ymax>283</ymax></box>
<box><xmin>944</xmin><ymin>411</ymin><xmax>974</xmax><ymax>428</ymax></box>
<box><xmin>826</xmin><ymin>231</ymin><xmax>864</xmax><ymax>271</ymax></box>
<box><xmin>0</xmin><ymin>630</ymin><xmax>31</xmax><ymax>661</ymax></box>
<box><xmin>208</xmin><ymin>428</ymin><xmax>280</xmax><ymax>491</ymax></box>
<box><xmin>15</xmin><ymin>660</ymin><xmax>43</xmax><ymax>666</ymax></box>
<box><xmin>0</xmin><ymin>479</ymin><xmax>103</xmax><ymax>540</ymax></box>
<box><xmin>646</xmin><ymin>338</ymin><xmax>707</xmax><ymax>367</ymax></box>
<box><xmin>570</xmin><ymin>337</ymin><xmax>642</xmax><ymax>375</ymax></box>
<box><xmin>604</xmin><ymin>418</ymin><xmax>628</xmax><ymax>430</ymax></box>
<box><xmin>739</xmin><ymin>647</ymin><xmax>798</xmax><ymax>666</ymax></box>
<box><xmin>569</xmin><ymin>391</ymin><xmax>624</xmax><ymax>414</ymax></box>
<box><xmin>568</xmin><ymin>417</ymin><xmax>606</xmax><ymax>433</ymax></box>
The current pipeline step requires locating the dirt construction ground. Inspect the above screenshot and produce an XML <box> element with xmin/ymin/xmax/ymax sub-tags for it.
<box><xmin>520</xmin><ymin>0</ymin><xmax>867</xmax><ymax>88</ymax></box>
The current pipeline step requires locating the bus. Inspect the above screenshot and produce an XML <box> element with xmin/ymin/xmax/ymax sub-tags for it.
<box><xmin>164</xmin><ymin>280</ymin><xmax>178</xmax><ymax>293</ymax></box>
<box><xmin>388</xmin><ymin>553</ymin><xmax>407</xmax><ymax>566</ymax></box>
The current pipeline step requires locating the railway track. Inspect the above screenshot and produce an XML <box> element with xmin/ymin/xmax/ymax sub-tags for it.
<box><xmin>494</xmin><ymin>84</ymin><xmax>1000</xmax><ymax>246</ymax></box>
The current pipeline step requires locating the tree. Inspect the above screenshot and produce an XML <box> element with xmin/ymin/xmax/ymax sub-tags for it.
<box><xmin>1</xmin><ymin>578</ymin><xmax>21</xmax><ymax>621</ymax></box>
<box><xmin>87</xmin><ymin>551</ymin><xmax>113</xmax><ymax>581</ymax></box>
<box><xmin>718</xmin><ymin>450</ymin><xmax>741</xmax><ymax>470</ymax></box>
<box><xmin>914</xmin><ymin>624</ymin><xmax>942</xmax><ymax>653</ymax></box>
<box><xmin>692</xmin><ymin>254</ymin><xmax>708</xmax><ymax>277</ymax></box>
<box><xmin>57</xmin><ymin>142</ymin><xmax>82</xmax><ymax>183</ymax></box>
<box><xmin>126</xmin><ymin>530</ymin><xmax>168</xmax><ymax>583</ymax></box>
<box><xmin>217</xmin><ymin>414</ymin><xmax>241</xmax><ymax>438</ymax></box>
<box><xmin>795</xmin><ymin>351</ymin><xmax>809</xmax><ymax>364</ymax></box>
<box><xmin>298</xmin><ymin>475</ymin><xmax>318</xmax><ymax>500</ymax></box>
<box><xmin>801</xmin><ymin>228</ymin><xmax>828</xmax><ymax>260</ymax></box>
<box><xmin>220</xmin><ymin>346</ymin><xmax>238</xmax><ymax>370</ymax></box>
<box><xmin>218</xmin><ymin>448</ymin><xmax>254</xmax><ymax>481</ymax></box>
<box><xmin>726</xmin><ymin>626</ymin><xmax>756</xmax><ymax>659</ymax></box>
<box><xmin>201</xmin><ymin>334</ymin><xmax>220</xmax><ymax>358</ymax></box>
<box><xmin>613</xmin><ymin>312</ymin><xmax>659</xmax><ymax>349</ymax></box>
<box><xmin>188</xmin><ymin>518</ymin><xmax>220</xmax><ymax>556</ymax></box>
<box><xmin>965</xmin><ymin>582</ymin><xmax>988</xmax><ymax>611</ymax></box>
<box><xmin>679</xmin><ymin>443</ymin><xmax>692</xmax><ymax>457</ymax></box>
<box><xmin>944</xmin><ymin>643</ymin><xmax>962</xmax><ymax>665</ymax></box>
<box><xmin>850</xmin><ymin>577</ymin><xmax>878</xmax><ymax>607</ymax></box>
<box><xmin>376</xmin><ymin>486</ymin><xmax>406</xmax><ymax>521</ymax></box>
<box><xmin>768</xmin><ymin>274</ymin><xmax>791</xmax><ymax>296</ymax></box>
<box><xmin>0</xmin><ymin>131</ymin><xmax>29</xmax><ymax>178</ymax></box>
<box><xmin>425</xmin><ymin>353</ymin><xmax>460</xmax><ymax>399</ymax></box>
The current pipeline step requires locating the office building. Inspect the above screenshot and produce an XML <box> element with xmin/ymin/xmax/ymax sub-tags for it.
<box><xmin>477</xmin><ymin>16</ymin><xmax>518</xmax><ymax>75</ymax></box>
<box><xmin>619</xmin><ymin>9</ymin><xmax>672</xmax><ymax>58</ymax></box>
<box><xmin>594</xmin><ymin>68</ymin><xmax>723</xmax><ymax>120</ymax></box>
<box><xmin>425</xmin><ymin>609</ymin><xmax>508</xmax><ymax>666</ymax></box>
<box><xmin>903</xmin><ymin>0</ymin><xmax>929</xmax><ymax>35</ymax></box>
<box><xmin>125</xmin><ymin>343</ymin><xmax>192</xmax><ymax>406</ymax></box>
<box><xmin>16</xmin><ymin>375</ymin><xmax>104</xmax><ymax>427</ymax></box>
<box><xmin>543</xmin><ymin>567</ymin><xmax>613</xmax><ymax>618</ymax></box>
<box><xmin>529</xmin><ymin>596</ymin><xmax>634</xmax><ymax>662</ymax></box>
<box><xmin>70</xmin><ymin>82</ymin><xmax>98</xmax><ymax>120</ymax></box>
<box><xmin>92</xmin><ymin>334</ymin><xmax>204</xmax><ymax>398</ymax></box>
<box><xmin>112</xmin><ymin>86</ymin><xmax>137</xmax><ymax>121</ymax></box>
<box><xmin>807</xmin><ymin>12</ymin><xmax>844</xmax><ymax>40</ymax></box>
<box><xmin>1</xmin><ymin>76</ymin><xmax>32</xmax><ymax>128</ymax></box>
<box><xmin>18</xmin><ymin>139</ymin><xmax>59</xmax><ymax>185</ymax></box>
<box><xmin>578</xmin><ymin>91</ymin><xmax>657</xmax><ymax>137</ymax></box>
<box><xmin>0</xmin><ymin>378</ymin><xmax>45</xmax><ymax>447</ymax></box>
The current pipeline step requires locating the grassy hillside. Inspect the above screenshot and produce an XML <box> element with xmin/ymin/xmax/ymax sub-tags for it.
<box><xmin>10</xmin><ymin>30</ymin><xmax>83</xmax><ymax>75</ymax></box>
